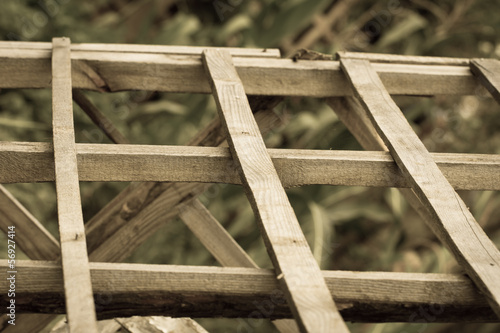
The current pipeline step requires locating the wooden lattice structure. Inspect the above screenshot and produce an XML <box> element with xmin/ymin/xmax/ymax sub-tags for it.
<box><xmin>1</xmin><ymin>38</ymin><xmax>500</xmax><ymax>333</ymax></box>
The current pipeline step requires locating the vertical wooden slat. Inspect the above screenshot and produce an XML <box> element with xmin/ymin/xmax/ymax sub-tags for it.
<box><xmin>470</xmin><ymin>59</ymin><xmax>500</xmax><ymax>104</ymax></box>
<box><xmin>202</xmin><ymin>49</ymin><xmax>349</xmax><ymax>333</ymax></box>
<box><xmin>340</xmin><ymin>57</ymin><xmax>500</xmax><ymax>318</ymax></box>
<box><xmin>51</xmin><ymin>37</ymin><xmax>98</xmax><ymax>332</ymax></box>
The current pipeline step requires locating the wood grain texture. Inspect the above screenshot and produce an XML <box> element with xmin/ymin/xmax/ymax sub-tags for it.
<box><xmin>340</xmin><ymin>58</ymin><xmax>500</xmax><ymax>318</ymax></box>
<box><xmin>0</xmin><ymin>45</ymin><xmax>486</xmax><ymax>96</ymax></box>
<box><xmin>51</xmin><ymin>37</ymin><xmax>98</xmax><ymax>333</ymax></box>
<box><xmin>470</xmin><ymin>59</ymin><xmax>500</xmax><ymax>104</ymax></box>
<box><xmin>0</xmin><ymin>41</ymin><xmax>280</xmax><ymax>57</ymax></box>
<box><xmin>1</xmin><ymin>142</ymin><xmax>500</xmax><ymax>190</ymax></box>
<box><xmin>1</xmin><ymin>260</ymin><xmax>497</xmax><ymax>322</ymax></box>
<box><xmin>203</xmin><ymin>49</ymin><xmax>348</xmax><ymax>333</ymax></box>
<box><xmin>337</xmin><ymin>51</ymin><xmax>470</xmax><ymax>66</ymax></box>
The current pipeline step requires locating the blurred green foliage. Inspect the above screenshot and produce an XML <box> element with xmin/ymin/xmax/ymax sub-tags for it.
<box><xmin>1</xmin><ymin>0</ymin><xmax>500</xmax><ymax>332</ymax></box>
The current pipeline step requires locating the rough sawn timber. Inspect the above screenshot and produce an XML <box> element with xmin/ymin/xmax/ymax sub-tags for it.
<box><xmin>51</xmin><ymin>37</ymin><xmax>98</xmax><ymax>332</ymax></box>
<box><xmin>203</xmin><ymin>48</ymin><xmax>349</xmax><ymax>333</ymax></box>
<box><xmin>1</xmin><ymin>260</ymin><xmax>498</xmax><ymax>322</ymax></box>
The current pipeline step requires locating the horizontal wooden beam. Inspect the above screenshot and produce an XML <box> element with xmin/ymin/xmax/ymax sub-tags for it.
<box><xmin>0</xmin><ymin>41</ymin><xmax>280</xmax><ymax>57</ymax></box>
<box><xmin>0</xmin><ymin>44</ymin><xmax>483</xmax><ymax>96</ymax></box>
<box><xmin>0</xmin><ymin>142</ymin><xmax>498</xmax><ymax>190</ymax></box>
<box><xmin>0</xmin><ymin>260</ymin><xmax>495</xmax><ymax>322</ymax></box>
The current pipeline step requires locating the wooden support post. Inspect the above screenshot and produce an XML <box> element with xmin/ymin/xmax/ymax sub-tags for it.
<box><xmin>202</xmin><ymin>49</ymin><xmax>349</xmax><ymax>333</ymax></box>
<box><xmin>51</xmin><ymin>37</ymin><xmax>98</xmax><ymax>332</ymax></box>
<box><xmin>470</xmin><ymin>59</ymin><xmax>500</xmax><ymax>104</ymax></box>
<box><xmin>339</xmin><ymin>57</ymin><xmax>500</xmax><ymax>318</ymax></box>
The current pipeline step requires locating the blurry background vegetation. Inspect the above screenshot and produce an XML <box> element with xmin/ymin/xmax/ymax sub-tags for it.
<box><xmin>1</xmin><ymin>0</ymin><xmax>500</xmax><ymax>332</ymax></box>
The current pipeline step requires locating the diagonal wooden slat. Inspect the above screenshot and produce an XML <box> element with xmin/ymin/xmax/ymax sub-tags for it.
<box><xmin>0</xmin><ymin>186</ymin><xmax>61</xmax><ymax>332</ymax></box>
<box><xmin>340</xmin><ymin>57</ymin><xmax>500</xmax><ymax>318</ymax></box>
<box><xmin>202</xmin><ymin>49</ymin><xmax>349</xmax><ymax>333</ymax></box>
<box><xmin>0</xmin><ymin>186</ymin><xmax>59</xmax><ymax>260</ymax></box>
<box><xmin>470</xmin><ymin>58</ymin><xmax>500</xmax><ymax>104</ymax></box>
<box><xmin>51</xmin><ymin>37</ymin><xmax>98</xmax><ymax>332</ymax></box>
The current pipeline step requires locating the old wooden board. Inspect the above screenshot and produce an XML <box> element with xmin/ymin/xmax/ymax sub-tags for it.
<box><xmin>0</xmin><ymin>41</ymin><xmax>280</xmax><ymax>58</ymax></box>
<box><xmin>337</xmin><ymin>51</ymin><xmax>470</xmax><ymax>66</ymax></box>
<box><xmin>470</xmin><ymin>59</ymin><xmax>500</xmax><ymax>104</ymax></box>
<box><xmin>340</xmin><ymin>57</ymin><xmax>500</xmax><ymax>318</ymax></box>
<box><xmin>0</xmin><ymin>45</ymin><xmax>486</xmax><ymax>96</ymax></box>
<box><xmin>1</xmin><ymin>260</ymin><xmax>497</xmax><ymax>322</ymax></box>
<box><xmin>51</xmin><ymin>37</ymin><xmax>98</xmax><ymax>332</ymax></box>
<box><xmin>1</xmin><ymin>142</ymin><xmax>499</xmax><ymax>190</ymax></box>
<box><xmin>202</xmin><ymin>49</ymin><xmax>348</xmax><ymax>333</ymax></box>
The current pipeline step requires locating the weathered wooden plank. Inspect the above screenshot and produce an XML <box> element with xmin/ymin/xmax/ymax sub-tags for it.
<box><xmin>470</xmin><ymin>59</ymin><xmax>500</xmax><ymax>104</ymax></box>
<box><xmin>0</xmin><ymin>186</ymin><xmax>59</xmax><ymax>260</ymax></box>
<box><xmin>337</xmin><ymin>51</ymin><xmax>470</xmax><ymax>66</ymax></box>
<box><xmin>0</xmin><ymin>47</ymin><xmax>485</xmax><ymax>96</ymax></box>
<box><xmin>203</xmin><ymin>49</ymin><xmax>348</xmax><ymax>333</ymax></box>
<box><xmin>1</xmin><ymin>260</ymin><xmax>497</xmax><ymax>322</ymax></box>
<box><xmin>340</xmin><ymin>58</ymin><xmax>500</xmax><ymax>318</ymax></box>
<box><xmin>1</xmin><ymin>142</ymin><xmax>499</xmax><ymax>190</ymax></box>
<box><xmin>51</xmin><ymin>37</ymin><xmax>98</xmax><ymax>333</ymax></box>
<box><xmin>0</xmin><ymin>41</ymin><xmax>280</xmax><ymax>58</ymax></box>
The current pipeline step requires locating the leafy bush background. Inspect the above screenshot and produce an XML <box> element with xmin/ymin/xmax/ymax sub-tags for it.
<box><xmin>0</xmin><ymin>0</ymin><xmax>500</xmax><ymax>332</ymax></box>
